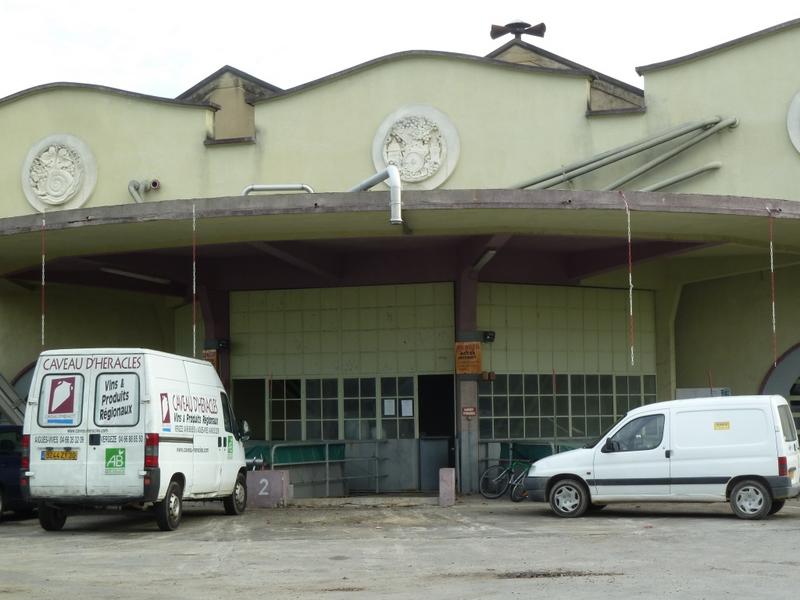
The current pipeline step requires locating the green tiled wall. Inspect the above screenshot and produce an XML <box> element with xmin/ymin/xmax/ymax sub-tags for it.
<box><xmin>477</xmin><ymin>284</ymin><xmax>656</xmax><ymax>374</ymax></box>
<box><xmin>230</xmin><ymin>283</ymin><xmax>454</xmax><ymax>378</ymax></box>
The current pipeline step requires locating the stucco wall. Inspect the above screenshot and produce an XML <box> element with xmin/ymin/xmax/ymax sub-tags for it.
<box><xmin>0</xmin><ymin>283</ymin><xmax>175</xmax><ymax>382</ymax></box>
<box><xmin>675</xmin><ymin>265</ymin><xmax>800</xmax><ymax>394</ymax></box>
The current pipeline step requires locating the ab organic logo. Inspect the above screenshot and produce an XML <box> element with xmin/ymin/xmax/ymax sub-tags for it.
<box><xmin>105</xmin><ymin>448</ymin><xmax>126</xmax><ymax>474</ymax></box>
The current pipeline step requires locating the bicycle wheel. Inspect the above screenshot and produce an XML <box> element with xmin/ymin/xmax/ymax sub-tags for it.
<box><xmin>510</xmin><ymin>481</ymin><xmax>528</xmax><ymax>502</ymax></box>
<box><xmin>479</xmin><ymin>465</ymin><xmax>511</xmax><ymax>499</ymax></box>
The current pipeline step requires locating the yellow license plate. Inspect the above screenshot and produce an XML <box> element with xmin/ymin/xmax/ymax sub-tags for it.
<box><xmin>43</xmin><ymin>449</ymin><xmax>78</xmax><ymax>460</ymax></box>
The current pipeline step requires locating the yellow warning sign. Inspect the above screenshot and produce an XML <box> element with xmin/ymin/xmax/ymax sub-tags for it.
<box><xmin>455</xmin><ymin>342</ymin><xmax>482</xmax><ymax>375</ymax></box>
<box><xmin>714</xmin><ymin>421</ymin><xmax>730</xmax><ymax>431</ymax></box>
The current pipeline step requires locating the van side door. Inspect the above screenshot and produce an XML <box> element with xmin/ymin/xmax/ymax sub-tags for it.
<box><xmin>592</xmin><ymin>412</ymin><xmax>670</xmax><ymax>499</ymax></box>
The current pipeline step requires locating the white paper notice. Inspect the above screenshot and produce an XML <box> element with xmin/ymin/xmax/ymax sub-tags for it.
<box><xmin>400</xmin><ymin>398</ymin><xmax>414</xmax><ymax>417</ymax></box>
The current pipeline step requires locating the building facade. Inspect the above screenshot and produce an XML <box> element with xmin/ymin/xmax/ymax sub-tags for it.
<box><xmin>3</xmin><ymin>20</ymin><xmax>800</xmax><ymax>493</ymax></box>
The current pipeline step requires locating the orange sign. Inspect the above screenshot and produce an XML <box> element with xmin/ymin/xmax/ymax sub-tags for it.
<box><xmin>454</xmin><ymin>341</ymin><xmax>482</xmax><ymax>374</ymax></box>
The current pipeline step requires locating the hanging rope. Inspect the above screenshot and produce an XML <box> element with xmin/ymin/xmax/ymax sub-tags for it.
<box><xmin>619</xmin><ymin>191</ymin><xmax>635</xmax><ymax>366</ymax></box>
<box><xmin>40</xmin><ymin>215</ymin><xmax>46</xmax><ymax>347</ymax></box>
<box><xmin>192</xmin><ymin>203</ymin><xmax>197</xmax><ymax>358</ymax></box>
<box><xmin>768</xmin><ymin>208</ymin><xmax>778</xmax><ymax>368</ymax></box>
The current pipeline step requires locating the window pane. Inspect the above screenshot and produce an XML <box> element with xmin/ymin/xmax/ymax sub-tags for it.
<box><xmin>493</xmin><ymin>396</ymin><xmax>508</xmax><ymax>417</ymax></box>
<box><xmin>572</xmin><ymin>397</ymin><xmax>585</xmax><ymax>416</ymax></box>
<box><xmin>509</xmin><ymin>375</ymin><xmax>523</xmax><ymax>395</ymax></box>
<box><xmin>524</xmin><ymin>375</ymin><xmax>538</xmax><ymax>394</ymax></box>
<box><xmin>509</xmin><ymin>396</ymin><xmax>524</xmax><ymax>416</ymax></box>
<box><xmin>541</xmin><ymin>417</ymin><xmax>554</xmax><ymax>437</ymax></box>
<box><xmin>479</xmin><ymin>419</ymin><xmax>492</xmax><ymax>439</ymax></box>
<box><xmin>479</xmin><ymin>396</ymin><xmax>492</xmax><ymax>417</ymax></box>
<box><xmin>525</xmin><ymin>418</ymin><xmax>539</xmax><ymax>438</ymax></box>
<box><xmin>555</xmin><ymin>375</ymin><xmax>568</xmax><ymax>394</ymax></box>
<box><xmin>586</xmin><ymin>396</ymin><xmax>599</xmax><ymax>416</ymax></box>
<box><xmin>271</xmin><ymin>421</ymin><xmax>284</xmax><ymax>441</ymax></box>
<box><xmin>344</xmin><ymin>420</ymin><xmax>359</xmax><ymax>440</ymax></box>
<box><xmin>539</xmin><ymin>374</ymin><xmax>553</xmax><ymax>395</ymax></box>
<box><xmin>323</xmin><ymin>378</ymin><xmax>337</xmax><ymax>398</ymax></box>
<box><xmin>510</xmin><ymin>419</ymin><xmax>524</xmax><ymax>439</ymax></box>
<box><xmin>382</xmin><ymin>419</ymin><xmax>397</xmax><ymax>439</ymax></box>
<box><xmin>524</xmin><ymin>397</ymin><xmax>539</xmax><ymax>416</ymax></box>
<box><xmin>306</xmin><ymin>399</ymin><xmax>321</xmax><ymax>420</ymax></box>
<box><xmin>398</xmin><ymin>377</ymin><xmax>414</xmax><ymax>396</ymax></box>
<box><xmin>540</xmin><ymin>396</ymin><xmax>554</xmax><ymax>416</ymax></box>
<box><xmin>587</xmin><ymin>416</ymin><xmax>601</xmax><ymax>437</ymax></box>
<box><xmin>286</xmin><ymin>421</ymin><xmax>302</xmax><ymax>441</ymax></box>
<box><xmin>286</xmin><ymin>399</ymin><xmax>301</xmax><ymax>420</ymax></box>
<box><xmin>344</xmin><ymin>398</ymin><xmax>359</xmax><ymax>419</ymax></box>
<box><xmin>271</xmin><ymin>400</ymin><xmax>285</xmax><ymax>420</ymax></box>
<box><xmin>556</xmin><ymin>396</ymin><xmax>569</xmax><ymax>416</ymax></box>
<box><xmin>343</xmin><ymin>378</ymin><xmax>358</xmax><ymax>398</ymax></box>
<box><xmin>629</xmin><ymin>376</ymin><xmax>641</xmax><ymax>394</ymax></box>
<box><xmin>398</xmin><ymin>419</ymin><xmax>414</xmax><ymax>439</ymax></box>
<box><xmin>286</xmin><ymin>379</ymin><xmax>301</xmax><ymax>399</ymax></box>
<box><xmin>270</xmin><ymin>380</ymin><xmax>285</xmax><ymax>400</ymax></box>
<box><xmin>600</xmin><ymin>375</ymin><xmax>613</xmax><ymax>394</ymax></box>
<box><xmin>381</xmin><ymin>377</ymin><xmax>396</xmax><ymax>396</ymax></box>
<box><xmin>478</xmin><ymin>380</ymin><xmax>492</xmax><ymax>395</ymax></box>
<box><xmin>306</xmin><ymin>379</ymin><xmax>321</xmax><ymax>399</ymax></box>
<box><xmin>322</xmin><ymin>421</ymin><xmax>338</xmax><ymax>440</ymax></box>
<box><xmin>586</xmin><ymin>375</ymin><xmax>599</xmax><ymax>394</ymax></box>
<box><xmin>494</xmin><ymin>418</ymin><xmax>509</xmax><ymax>439</ymax></box>
<box><xmin>571</xmin><ymin>416</ymin><xmax>586</xmax><ymax>437</ymax></box>
<box><xmin>360</xmin><ymin>378</ymin><xmax>376</xmax><ymax>397</ymax></box>
<box><xmin>570</xmin><ymin>375</ymin><xmax>584</xmax><ymax>394</ymax></box>
<box><xmin>361</xmin><ymin>397</ymin><xmax>376</xmax><ymax>419</ymax></box>
<box><xmin>306</xmin><ymin>421</ymin><xmax>322</xmax><ymax>440</ymax></box>
<box><xmin>600</xmin><ymin>396</ymin><xmax>613</xmax><ymax>415</ymax></box>
<box><xmin>644</xmin><ymin>375</ymin><xmax>656</xmax><ymax>394</ymax></box>
<box><xmin>493</xmin><ymin>375</ymin><xmax>508</xmax><ymax>395</ymax></box>
<box><xmin>323</xmin><ymin>399</ymin><xmax>338</xmax><ymax>419</ymax></box>
<box><xmin>361</xmin><ymin>420</ymin><xmax>376</xmax><ymax>440</ymax></box>
<box><xmin>615</xmin><ymin>376</ymin><xmax>628</xmax><ymax>394</ymax></box>
<box><xmin>556</xmin><ymin>417</ymin><xmax>570</xmax><ymax>437</ymax></box>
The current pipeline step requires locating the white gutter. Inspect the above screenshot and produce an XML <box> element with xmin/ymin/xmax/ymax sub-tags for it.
<box><xmin>241</xmin><ymin>184</ymin><xmax>315</xmax><ymax>195</ymax></box>
<box><xmin>347</xmin><ymin>165</ymin><xmax>402</xmax><ymax>225</ymax></box>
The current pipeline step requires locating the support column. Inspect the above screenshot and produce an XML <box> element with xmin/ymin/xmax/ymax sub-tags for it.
<box><xmin>455</xmin><ymin>268</ymin><xmax>480</xmax><ymax>494</ymax></box>
<box><xmin>199</xmin><ymin>287</ymin><xmax>231</xmax><ymax>389</ymax></box>
<box><xmin>654</xmin><ymin>284</ymin><xmax>683</xmax><ymax>402</ymax></box>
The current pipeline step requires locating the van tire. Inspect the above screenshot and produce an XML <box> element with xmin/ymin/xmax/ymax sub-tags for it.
<box><xmin>155</xmin><ymin>480</ymin><xmax>183</xmax><ymax>531</ymax></box>
<box><xmin>730</xmin><ymin>480</ymin><xmax>771</xmax><ymax>520</ymax></box>
<box><xmin>549</xmin><ymin>478</ymin><xmax>589</xmax><ymax>518</ymax></box>
<box><xmin>768</xmin><ymin>499</ymin><xmax>785</xmax><ymax>515</ymax></box>
<box><xmin>224</xmin><ymin>473</ymin><xmax>247</xmax><ymax>515</ymax></box>
<box><xmin>38</xmin><ymin>504</ymin><xmax>67</xmax><ymax>531</ymax></box>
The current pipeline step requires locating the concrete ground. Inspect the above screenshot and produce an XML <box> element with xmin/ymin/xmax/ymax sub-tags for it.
<box><xmin>1</xmin><ymin>496</ymin><xmax>798</xmax><ymax>599</ymax></box>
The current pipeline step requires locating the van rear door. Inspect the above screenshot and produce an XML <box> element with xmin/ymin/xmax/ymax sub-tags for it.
<box><xmin>29</xmin><ymin>366</ymin><xmax>89</xmax><ymax>498</ymax></box>
<box><xmin>775</xmin><ymin>399</ymin><xmax>800</xmax><ymax>489</ymax></box>
<box><xmin>85</xmin><ymin>355</ymin><xmax>146</xmax><ymax>498</ymax></box>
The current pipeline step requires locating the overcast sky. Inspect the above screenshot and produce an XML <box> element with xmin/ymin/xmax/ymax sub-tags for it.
<box><xmin>1</xmin><ymin>1</ymin><xmax>797</xmax><ymax>99</ymax></box>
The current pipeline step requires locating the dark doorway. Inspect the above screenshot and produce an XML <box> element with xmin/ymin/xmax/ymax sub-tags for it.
<box><xmin>418</xmin><ymin>374</ymin><xmax>455</xmax><ymax>490</ymax></box>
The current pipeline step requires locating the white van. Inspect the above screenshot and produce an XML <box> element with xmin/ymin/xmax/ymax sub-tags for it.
<box><xmin>524</xmin><ymin>395</ymin><xmax>800</xmax><ymax>519</ymax></box>
<box><xmin>20</xmin><ymin>348</ymin><xmax>249</xmax><ymax>531</ymax></box>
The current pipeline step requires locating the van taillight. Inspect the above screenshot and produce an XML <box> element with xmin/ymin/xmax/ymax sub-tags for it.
<box><xmin>144</xmin><ymin>433</ymin><xmax>159</xmax><ymax>468</ymax></box>
<box><xmin>21</xmin><ymin>434</ymin><xmax>30</xmax><ymax>470</ymax></box>
<box><xmin>778</xmin><ymin>456</ymin><xmax>788</xmax><ymax>477</ymax></box>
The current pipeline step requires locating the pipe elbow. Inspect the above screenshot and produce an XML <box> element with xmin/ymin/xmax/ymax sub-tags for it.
<box><xmin>386</xmin><ymin>165</ymin><xmax>403</xmax><ymax>225</ymax></box>
<box><xmin>128</xmin><ymin>180</ymin><xmax>144</xmax><ymax>203</ymax></box>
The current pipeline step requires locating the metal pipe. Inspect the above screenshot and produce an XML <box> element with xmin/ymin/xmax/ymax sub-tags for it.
<box><xmin>348</xmin><ymin>165</ymin><xmax>402</xmax><ymax>225</ymax></box>
<box><xmin>515</xmin><ymin>117</ymin><xmax>723</xmax><ymax>190</ymax></box>
<box><xmin>603</xmin><ymin>118</ymin><xmax>737</xmax><ymax>190</ymax></box>
<box><xmin>128</xmin><ymin>180</ymin><xmax>144</xmax><ymax>203</ymax></box>
<box><xmin>639</xmin><ymin>161</ymin><xmax>722</xmax><ymax>192</ymax></box>
<box><xmin>241</xmin><ymin>183</ymin><xmax>314</xmax><ymax>195</ymax></box>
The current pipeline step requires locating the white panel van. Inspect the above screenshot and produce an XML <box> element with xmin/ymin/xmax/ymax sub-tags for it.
<box><xmin>20</xmin><ymin>348</ymin><xmax>249</xmax><ymax>531</ymax></box>
<box><xmin>524</xmin><ymin>395</ymin><xmax>800</xmax><ymax>519</ymax></box>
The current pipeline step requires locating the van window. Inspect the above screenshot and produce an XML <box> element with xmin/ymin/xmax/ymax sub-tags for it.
<box><xmin>94</xmin><ymin>373</ymin><xmax>140</xmax><ymax>427</ymax></box>
<box><xmin>37</xmin><ymin>374</ymin><xmax>84</xmax><ymax>427</ymax></box>
<box><xmin>609</xmin><ymin>414</ymin><xmax>664</xmax><ymax>452</ymax></box>
<box><xmin>221</xmin><ymin>392</ymin><xmax>238</xmax><ymax>438</ymax></box>
<box><xmin>777</xmin><ymin>405</ymin><xmax>798</xmax><ymax>442</ymax></box>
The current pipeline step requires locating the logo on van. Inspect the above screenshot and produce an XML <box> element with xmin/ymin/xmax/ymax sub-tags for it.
<box><xmin>161</xmin><ymin>393</ymin><xmax>171</xmax><ymax>432</ymax></box>
<box><xmin>49</xmin><ymin>377</ymin><xmax>76</xmax><ymax>415</ymax></box>
<box><xmin>105</xmin><ymin>448</ymin><xmax>126</xmax><ymax>474</ymax></box>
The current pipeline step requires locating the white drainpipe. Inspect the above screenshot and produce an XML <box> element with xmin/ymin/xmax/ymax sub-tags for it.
<box><xmin>241</xmin><ymin>184</ymin><xmax>315</xmax><ymax>195</ymax></box>
<box><xmin>347</xmin><ymin>165</ymin><xmax>402</xmax><ymax>225</ymax></box>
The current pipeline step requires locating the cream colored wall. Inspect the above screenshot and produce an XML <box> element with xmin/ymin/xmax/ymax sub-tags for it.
<box><xmin>230</xmin><ymin>283</ymin><xmax>454</xmax><ymax>379</ymax></box>
<box><xmin>638</xmin><ymin>26</ymin><xmax>800</xmax><ymax>199</ymax></box>
<box><xmin>675</xmin><ymin>265</ymin><xmax>800</xmax><ymax>395</ymax></box>
<box><xmin>0</xmin><ymin>283</ymin><xmax>175</xmax><ymax>381</ymax></box>
<box><xmin>477</xmin><ymin>283</ymin><xmax>656</xmax><ymax>375</ymax></box>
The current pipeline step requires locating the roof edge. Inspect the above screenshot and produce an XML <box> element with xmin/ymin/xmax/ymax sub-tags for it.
<box><xmin>637</xmin><ymin>18</ymin><xmax>800</xmax><ymax>74</ymax></box>
<box><xmin>255</xmin><ymin>50</ymin><xmax>592</xmax><ymax>104</ymax></box>
<box><xmin>487</xmin><ymin>39</ymin><xmax>643</xmax><ymax>97</ymax></box>
<box><xmin>176</xmin><ymin>64</ymin><xmax>283</xmax><ymax>100</ymax></box>
<box><xmin>0</xmin><ymin>82</ymin><xmax>217</xmax><ymax>110</ymax></box>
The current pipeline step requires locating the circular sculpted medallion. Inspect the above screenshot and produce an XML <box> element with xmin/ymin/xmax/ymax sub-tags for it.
<box><xmin>22</xmin><ymin>134</ymin><xmax>97</xmax><ymax>212</ymax></box>
<box><xmin>373</xmin><ymin>105</ymin><xmax>459</xmax><ymax>190</ymax></box>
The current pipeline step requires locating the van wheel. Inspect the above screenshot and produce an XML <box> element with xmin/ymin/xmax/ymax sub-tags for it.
<box><xmin>768</xmin><ymin>499</ymin><xmax>785</xmax><ymax>515</ymax></box>
<box><xmin>730</xmin><ymin>480</ymin><xmax>771</xmax><ymax>520</ymax></box>
<box><xmin>549</xmin><ymin>479</ymin><xmax>589</xmax><ymax>518</ymax></box>
<box><xmin>224</xmin><ymin>473</ymin><xmax>247</xmax><ymax>515</ymax></box>
<box><xmin>38</xmin><ymin>504</ymin><xmax>67</xmax><ymax>531</ymax></box>
<box><xmin>155</xmin><ymin>480</ymin><xmax>183</xmax><ymax>531</ymax></box>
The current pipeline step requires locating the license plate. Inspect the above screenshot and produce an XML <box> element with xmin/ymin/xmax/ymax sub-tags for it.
<box><xmin>42</xmin><ymin>449</ymin><xmax>78</xmax><ymax>460</ymax></box>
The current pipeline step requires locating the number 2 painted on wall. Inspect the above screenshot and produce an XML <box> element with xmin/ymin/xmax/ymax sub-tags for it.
<box><xmin>259</xmin><ymin>478</ymin><xmax>270</xmax><ymax>496</ymax></box>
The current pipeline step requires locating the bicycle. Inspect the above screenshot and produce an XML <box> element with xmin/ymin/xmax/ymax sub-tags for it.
<box><xmin>479</xmin><ymin>459</ymin><xmax>532</xmax><ymax>502</ymax></box>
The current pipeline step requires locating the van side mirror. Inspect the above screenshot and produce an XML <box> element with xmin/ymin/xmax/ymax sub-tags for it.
<box><xmin>602</xmin><ymin>439</ymin><xmax>620</xmax><ymax>453</ymax></box>
<box><xmin>240</xmin><ymin>420</ymin><xmax>250</xmax><ymax>442</ymax></box>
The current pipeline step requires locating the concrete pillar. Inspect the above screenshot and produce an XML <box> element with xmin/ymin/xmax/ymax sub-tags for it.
<box><xmin>455</xmin><ymin>268</ymin><xmax>480</xmax><ymax>494</ymax></box>
<box><xmin>655</xmin><ymin>284</ymin><xmax>683</xmax><ymax>401</ymax></box>
<box><xmin>439</xmin><ymin>467</ymin><xmax>455</xmax><ymax>507</ymax></box>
